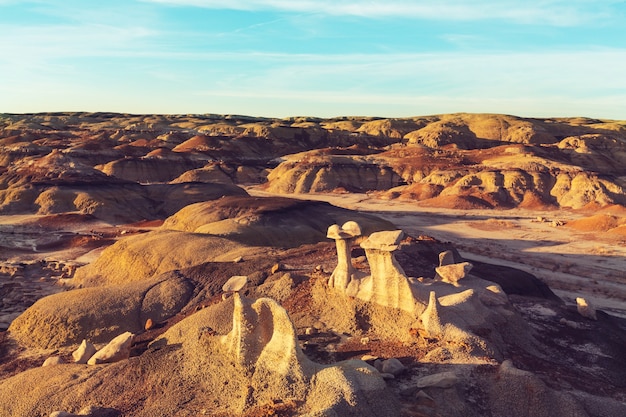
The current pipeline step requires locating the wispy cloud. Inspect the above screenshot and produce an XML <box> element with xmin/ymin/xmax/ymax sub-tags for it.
<box><xmin>0</xmin><ymin>23</ymin><xmax>157</xmax><ymax>63</ymax></box>
<box><xmin>140</xmin><ymin>0</ymin><xmax>615</xmax><ymax>26</ymax></box>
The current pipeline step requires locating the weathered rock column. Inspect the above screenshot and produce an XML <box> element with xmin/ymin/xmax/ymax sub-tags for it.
<box><xmin>327</xmin><ymin>221</ymin><xmax>363</xmax><ymax>291</ymax></box>
<box><xmin>359</xmin><ymin>230</ymin><xmax>416</xmax><ymax>313</ymax></box>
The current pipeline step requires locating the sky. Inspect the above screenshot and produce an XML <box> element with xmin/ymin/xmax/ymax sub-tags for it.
<box><xmin>1</xmin><ymin>0</ymin><xmax>625</xmax><ymax>119</ymax></box>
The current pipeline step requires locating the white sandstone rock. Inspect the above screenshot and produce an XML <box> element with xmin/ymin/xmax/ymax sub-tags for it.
<box><xmin>87</xmin><ymin>331</ymin><xmax>134</xmax><ymax>365</ymax></box>
<box><xmin>42</xmin><ymin>356</ymin><xmax>65</xmax><ymax>367</ymax></box>
<box><xmin>416</xmin><ymin>371</ymin><xmax>459</xmax><ymax>388</ymax></box>
<box><xmin>222</xmin><ymin>275</ymin><xmax>248</xmax><ymax>292</ymax></box>
<box><xmin>435</xmin><ymin>262</ymin><xmax>473</xmax><ymax>286</ymax></box>
<box><xmin>72</xmin><ymin>339</ymin><xmax>97</xmax><ymax>364</ymax></box>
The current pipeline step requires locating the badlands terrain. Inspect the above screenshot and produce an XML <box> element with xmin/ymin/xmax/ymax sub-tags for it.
<box><xmin>0</xmin><ymin>112</ymin><xmax>625</xmax><ymax>416</ymax></box>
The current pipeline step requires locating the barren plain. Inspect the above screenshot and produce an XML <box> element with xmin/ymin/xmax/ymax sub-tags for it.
<box><xmin>0</xmin><ymin>112</ymin><xmax>625</xmax><ymax>417</ymax></box>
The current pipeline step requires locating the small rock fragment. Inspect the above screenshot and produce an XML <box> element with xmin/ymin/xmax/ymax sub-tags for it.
<box><xmin>72</xmin><ymin>339</ymin><xmax>97</xmax><ymax>364</ymax></box>
<box><xmin>438</xmin><ymin>250</ymin><xmax>455</xmax><ymax>267</ymax></box>
<box><xmin>144</xmin><ymin>318</ymin><xmax>154</xmax><ymax>331</ymax></box>
<box><xmin>304</xmin><ymin>327</ymin><xmax>317</xmax><ymax>335</ymax></box>
<box><xmin>559</xmin><ymin>317</ymin><xmax>581</xmax><ymax>329</ymax></box>
<box><xmin>270</xmin><ymin>263</ymin><xmax>282</xmax><ymax>274</ymax></box>
<box><xmin>222</xmin><ymin>275</ymin><xmax>248</xmax><ymax>292</ymax></box>
<box><xmin>87</xmin><ymin>332</ymin><xmax>134</xmax><ymax>365</ymax></box>
<box><xmin>415</xmin><ymin>390</ymin><xmax>436</xmax><ymax>407</ymax></box>
<box><xmin>499</xmin><ymin>359</ymin><xmax>533</xmax><ymax>377</ymax></box>
<box><xmin>435</xmin><ymin>262</ymin><xmax>473</xmax><ymax>286</ymax></box>
<box><xmin>42</xmin><ymin>356</ymin><xmax>65</xmax><ymax>367</ymax></box>
<box><xmin>381</xmin><ymin>358</ymin><xmax>406</xmax><ymax>376</ymax></box>
<box><xmin>416</xmin><ymin>371</ymin><xmax>458</xmax><ymax>388</ymax></box>
<box><xmin>78</xmin><ymin>405</ymin><xmax>121</xmax><ymax>417</ymax></box>
<box><xmin>232</xmin><ymin>256</ymin><xmax>243</xmax><ymax>263</ymax></box>
<box><xmin>576</xmin><ymin>297</ymin><xmax>597</xmax><ymax>320</ymax></box>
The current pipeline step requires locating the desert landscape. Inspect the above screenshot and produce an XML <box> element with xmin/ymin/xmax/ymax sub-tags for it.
<box><xmin>0</xmin><ymin>112</ymin><xmax>625</xmax><ymax>417</ymax></box>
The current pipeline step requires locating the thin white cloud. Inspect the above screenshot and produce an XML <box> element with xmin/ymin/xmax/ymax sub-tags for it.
<box><xmin>140</xmin><ymin>0</ymin><xmax>614</xmax><ymax>26</ymax></box>
<box><xmin>0</xmin><ymin>23</ymin><xmax>157</xmax><ymax>63</ymax></box>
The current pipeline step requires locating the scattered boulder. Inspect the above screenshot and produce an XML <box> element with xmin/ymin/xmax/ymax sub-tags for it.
<box><xmin>87</xmin><ymin>332</ymin><xmax>134</xmax><ymax>365</ymax></box>
<box><xmin>576</xmin><ymin>297</ymin><xmax>597</xmax><ymax>320</ymax></box>
<box><xmin>72</xmin><ymin>339</ymin><xmax>97</xmax><ymax>364</ymax></box>
<box><xmin>435</xmin><ymin>262</ymin><xmax>473</xmax><ymax>286</ymax></box>
<box><xmin>42</xmin><ymin>356</ymin><xmax>65</xmax><ymax>367</ymax></box>
<box><xmin>416</xmin><ymin>371</ymin><xmax>459</xmax><ymax>389</ymax></box>
<box><xmin>222</xmin><ymin>275</ymin><xmax>248</xmax><ymax>293</ymax></box>
<box><xmin>381</xmin><ymin>358</ymin><xmax>406</xmax><ymax>376</ymax></box>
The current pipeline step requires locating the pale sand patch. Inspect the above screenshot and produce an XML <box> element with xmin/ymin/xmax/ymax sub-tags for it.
<box><xmin>247</xmin><ymin>186</ymin><xmax>626</xmax><ymax>318</ymax></box>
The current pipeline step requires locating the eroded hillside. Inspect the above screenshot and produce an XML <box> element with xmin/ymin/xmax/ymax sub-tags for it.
<box><xmin>2</xmin><ymin>112</ymin><xmax>626</xmax><ymax>214</ymax></box>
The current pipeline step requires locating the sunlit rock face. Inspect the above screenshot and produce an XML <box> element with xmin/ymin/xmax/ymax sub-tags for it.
<box><xmin>3</xmin><ymin>112</ymin><xmax>626</xmax><ymax>211</ymax></box>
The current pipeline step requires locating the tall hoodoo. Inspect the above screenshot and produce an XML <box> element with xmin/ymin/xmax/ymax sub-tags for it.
<box><xmin>326</xmin><ymin>221</ymin><xmax>364</xmax><ymax>290</ymax></box>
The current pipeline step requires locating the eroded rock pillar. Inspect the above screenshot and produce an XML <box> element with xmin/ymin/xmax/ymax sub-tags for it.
<box><xmin>360</xmin><ymin>230</ymin><xmax>416</xmax><ymax>313</ymax></box>
<box><xmin>327</xmin><ymin>221</ymin><xmax>363</xmax><ymax>290</ymax></box>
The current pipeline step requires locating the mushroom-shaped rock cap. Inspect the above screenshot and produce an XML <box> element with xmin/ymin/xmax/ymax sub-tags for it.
<box><xmin>341</xmin><ymin>221</ymin><xmax>362</xmax><ymax>237</ymax></box>
<box><xmin>223</xmin><ymin>275</ymin><xmax>248</xmax><ymax>292</ymax></box>
<box><xmin>360</xmin><ymin>230</ymin><xmax>404</xmax><ymax>251</ymax></box>
<box><xmin>326</xmin><ymin>221</ymin><xmax>362</xmax><ymax>239</ymax></box>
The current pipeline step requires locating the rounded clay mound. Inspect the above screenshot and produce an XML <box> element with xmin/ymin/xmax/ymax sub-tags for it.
<box><xmin>566</xmin><ymin>214</ymin><xmax>626</xmax><ymax>232</ymax></box>
<box><xmin>73</xmin><ymin>229</ymin><xmax>263</xmax><ymax>287</ymax></box>
<box><xmin>161</xmin><ymin>195</ymin><xmax>395</xmax><ymax>247</ymax></box>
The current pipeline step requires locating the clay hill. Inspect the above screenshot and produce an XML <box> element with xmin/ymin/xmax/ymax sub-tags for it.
<box><xmin>0</xmin><ymin>112</ymin><xmax>625</xmax><ymax>417</ymax></box>
<box><xmin>2</xmin><ymin>112</ymin><xmax>626</xmax><ymax>213</ymax></box>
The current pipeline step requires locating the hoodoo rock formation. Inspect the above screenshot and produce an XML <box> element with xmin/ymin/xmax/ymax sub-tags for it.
<box><xmin>1</xmin><ymin>112</ymin><xmax>626</xmax><ymax>417</ymax></box>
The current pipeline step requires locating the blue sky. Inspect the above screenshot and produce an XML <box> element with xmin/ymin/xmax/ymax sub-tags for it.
<box><xmin>1</xmin><ymin>0</ymin><xmax>625</xmax><ymax>118</ymax></box>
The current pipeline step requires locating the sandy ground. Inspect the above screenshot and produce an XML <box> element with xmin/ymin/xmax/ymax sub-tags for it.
<box><xmin>248</xmin><ymin>187</ymin><xmax>626</xmax><ymax>318</ymax></box>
